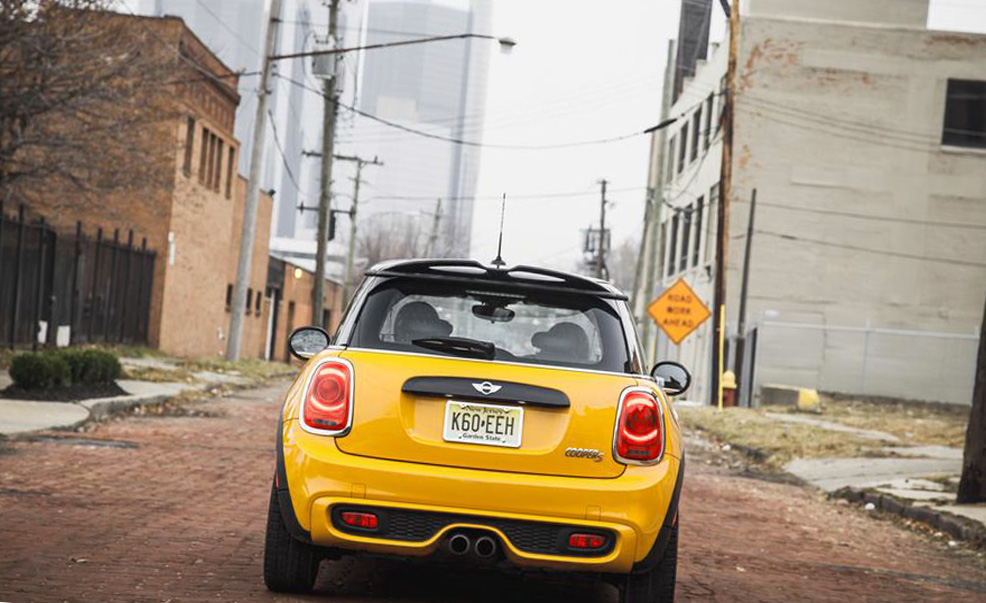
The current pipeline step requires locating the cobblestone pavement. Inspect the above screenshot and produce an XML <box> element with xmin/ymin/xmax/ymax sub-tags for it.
<box><xmin>1</xmin><ymin>381</ymin><xmax>984</xmax><ymax>602</ymax></box>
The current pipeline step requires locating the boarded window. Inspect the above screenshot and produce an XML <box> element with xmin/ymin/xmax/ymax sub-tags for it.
<box><xmin>704</xmin><ymin>94</ymin><xmax>714</xmax><ymax>149</ymax></box>
<box><xmin>246</xmin><ymin>288</ymin><xmax>253</xmax><ymax>316</ymax></box>
<box><xmin>225</xmin><ymin>147</ymin><xmax>235</xmax><ymax>199</ymax></box>
<box><xmin>690</xmin><ymin>109</ymin><xmax>701</xmax><ymax>161</ymax></box>
<box><xmin>225</xmin><ymin>284</ymin><xmax>233</xmax><ymax>311</ymax></box>
<box><xmin>942</xmin><ymin>79</ymin><xmax>986</xmax><ymax>148</ymax></box>
<box><xmin>183</xmin><ymin>117</ymin><xmax>195</xmax><ymax>176</ymax></box>
<box><xmin>215</xmin><ymin>139</ymin><xmax>224</xmax><ymax>191</ymax></box>
<box><xmin>666</xmin><ymin>136</ymin><xmax>676</xmax><ymax>181</ymax></box>
<box><xmin>198</xmin><ymin>126</ymin><xmax>209</xmax><ymax>183</ymax></box>
<box><xmin>677</xmin><ymin>124</ymin><xmax>688</xmax><ymax>174</ymax></box>
<box><xmin>692</xmin><ymin>196</ymin><xmax>704</xmax><ymax>267</ymax></box>
<box><xmin>679</xmin><ymin>209</ymin><xmax>691</xmax><ymax>273</ymax></box>
<box><xmin>666</xmin><ymin>214</ymin><xmax>679</xmax><ymax>277</ymax></box>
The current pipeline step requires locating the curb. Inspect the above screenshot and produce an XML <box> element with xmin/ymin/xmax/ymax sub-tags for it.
<box><xmin>830</xmin><ymin>486</ymin><xmax>986</xmax><ymax>548</ymax></box>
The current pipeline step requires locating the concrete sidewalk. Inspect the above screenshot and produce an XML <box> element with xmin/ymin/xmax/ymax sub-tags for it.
<box><xmin>773</xmin><ymin>411</ymin><xmax>985</xmax><ymax>544</ymax></box>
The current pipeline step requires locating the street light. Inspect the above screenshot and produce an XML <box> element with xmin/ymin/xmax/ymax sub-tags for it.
<box><xmin>268</xmin><ymin>33</ymin><xmax>517</xmax><ymax>62</ymax></box>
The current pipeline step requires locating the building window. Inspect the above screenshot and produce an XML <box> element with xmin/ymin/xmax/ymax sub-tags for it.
<box><xmin>255</xmin><ymin>291</ymin><xmax>262</xmax><ymax>315</ymax></box>
<box><xmin>679</xmin><ymin>208</ymin><xmax>691</xmax><ymax>273</ymax></box>
<box><xmin>225</xmin><ymin>147</ymin><xmax>235</xmax><ymax>199</ymax></box>
<box><xmin>690</xmin><ymin>109</ymin><xmax>701</xmax><ymax>162</ymax></box>
<box><xmin>322</xmin><ymin>309</ymin><xmax>332</xmax><ymax>330</ymax></box>
<box><xmin>666</xmin><ymin>136</ymin><xmax>676</xmax><ymax>181</ymax></box>
<box><xmin>214</xmin><ymin>139</ymin><xmax>224</xmax><ymax>191</ymax></box>
<box><xmin>246</xmin><ymin>288</ymin><xmax>253</xmax><ymax>316</ymax></box>
<box><xmin>677</xmin><ymin>124</ymin><xmax>688</xmax><ymax>174</ymax></box>
<box><xmin>182</xmin><ymin>117</ymin><xmax>195</xmax><ymax>176</ymax></box>
<box><xmin>198</xmin><ymin>126</ymin><xmax>210</xmax><ymax>183</ymax></box>
<box><xmin>692</xmin><ymin>196</ymin><xmax>704</xmax><ymax>267</ymax></box>
<box><xmin>666</xmin><ymin>214</ymin><xmax>679</xmax><ymax>278</ymax></box>
<box><xmin>206</xmin><ymin>133</ymin><xmax>217</xmax><ymax>190</ymax></box>
<box><xmin>706</xmin><ymin>184</ymin><xmax>719</xmax><ymax>263</ymax></box>
<box><xmin>704</xmin><ymin>94</ymin><xmax>714</xmax><ymax>150</ymax></box>
<box><xmin>718</xmin><ymin>75</ymin><xmax>727</xmax><ymax>133</ymax></box>
<box><xmin>943</xmin><ymin>79</ymin><xmax>986</xmax><ymax>148</ymax></box>
<box><xmin>225</xmin><ymin>284</ymin><xmax>233</xmax><ymax>311</ymax></box>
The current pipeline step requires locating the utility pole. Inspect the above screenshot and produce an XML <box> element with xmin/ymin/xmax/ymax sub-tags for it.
<box><xmin>959</xmin><ymin>291</ymin><xmax>986</xmax><ymax>503</ymax></box>
<box><xmin>426</xmin><ymin>198</ymin><xmax>443</xmax><ymax>257</ymax></box>
<box><xmin>334</xmin><ymin>154</ymin><xmax>383</xmax><ymax>304</ymax></box>
<box><xmin>226</xmin><ymin>0</ymin><xmax>283</xmax><ymax>361</ymax></box>
<box><xmin>733</xmin><ymin>188</ymin><xmax>756</xmax><ymax>405</ymax></box>
<box><xmin>710</xmin><ymin>0</ymin><xmax>740</xmax><ymax>406</ymax></box>
<box><xmin>596</xmin><ymin>179</ymin><xmax>609</xmax><ymax>280</ymax></box>
<box><xmin>312</xmin><ymin>0</ymin><xmax>341</xmax><ymax>326</ymax></box>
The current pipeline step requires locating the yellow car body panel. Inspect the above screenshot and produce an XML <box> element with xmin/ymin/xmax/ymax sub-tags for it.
<box><xmin>279</xmin><ymin>348</ymin><xmax>683</xmax><ymax>574</ymax></box>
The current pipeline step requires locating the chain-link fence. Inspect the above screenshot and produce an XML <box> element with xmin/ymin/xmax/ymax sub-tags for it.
<box><xmin>748</xmin><ymin>320</ymin><xmax>978</xmax><ymax>405</ymax></box>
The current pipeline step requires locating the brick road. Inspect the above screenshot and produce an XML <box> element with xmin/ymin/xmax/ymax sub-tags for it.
<box><xmin>1</xmin><ymin>381</ymin><xmax>984</xmax><ymax>602</ymax></box>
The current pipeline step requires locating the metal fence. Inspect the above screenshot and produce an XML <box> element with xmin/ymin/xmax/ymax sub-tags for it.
<box><xmin>0</xmin><ymin>202</ymin><xmax>156</xmax><ymax>349</ymax></box>
<box><xmin>747</xmin><ymin>320</ymin><xmax>979</xmax><ymax>405</ymax></box>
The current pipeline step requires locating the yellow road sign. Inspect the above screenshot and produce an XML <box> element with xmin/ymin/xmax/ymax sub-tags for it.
<box><xmin>648</xmin><ymin>279</ymin><xmax>712</xmax><ymax>345</ymax></box>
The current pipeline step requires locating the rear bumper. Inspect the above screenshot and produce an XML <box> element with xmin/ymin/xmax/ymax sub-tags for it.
<box><xmin>278</xmin><ymin>418</ymin><xmax>681</xmax><ymax>574</ymax></box>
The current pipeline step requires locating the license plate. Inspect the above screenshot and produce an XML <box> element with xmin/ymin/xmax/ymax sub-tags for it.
<box><xmin>442</xmin><ymin>401</ymin><xmax>524</xmax><ymax>448</ymax></box>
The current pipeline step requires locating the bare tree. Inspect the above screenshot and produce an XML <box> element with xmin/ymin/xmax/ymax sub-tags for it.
<box><xmin>0</xmin><ymin>0</ymin><xmax>177</xmax><ymax>204</ymax></box>
<box><xmin>607</xmin><ymin>237</ymin><xmax>640</xmax><ymax>294</ymax></box>
<box><xmin>358</xmin><ymin>213</ymin><xmax>427</xmax><ymax>269</ymax></box>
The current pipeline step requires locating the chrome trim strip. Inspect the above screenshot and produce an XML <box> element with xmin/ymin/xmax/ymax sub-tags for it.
<box><xmin>298</xmin><ymin>357</ymin><xmax>356</xmax><ymax>438</ymax></box>
<box><xmin>611</xmin><ymin>386</ymin><xmax>666</xmax><ymax>467</ymax></box>
<box><xmin>340</xmin><ymin>346</ymin><xmax>650</xmax><ymax>380</ymax></box>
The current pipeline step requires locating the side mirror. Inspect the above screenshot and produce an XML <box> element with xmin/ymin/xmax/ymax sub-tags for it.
<box><xmin>651</xmin><ymin>361</ymin><xmax>691</xmax><ymax>396</ymax></box>
<box><xmin>288</xmin><ymin>326</ymin><xmax>330</xmax><ymax>360</ymax></box>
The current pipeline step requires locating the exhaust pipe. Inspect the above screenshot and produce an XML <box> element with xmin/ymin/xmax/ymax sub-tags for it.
<box><xmin>474</xmin><ymin>535</ymin><xmax>498</xmax><ymax>559</ymax></box>
<box><xmin>448</xmin><ymin>533</ymin><xmax>471</xmax><ymax>556</ymax></box>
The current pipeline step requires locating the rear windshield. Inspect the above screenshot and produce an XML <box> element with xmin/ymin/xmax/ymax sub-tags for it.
<box><xmin>349</xmin><ymin>278</ymin><xmax>631</xmax><ymax>372</ymax></box>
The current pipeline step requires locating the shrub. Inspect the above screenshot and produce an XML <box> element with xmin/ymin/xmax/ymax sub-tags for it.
<box><xmin>9</xmin><ymin>352</ymin><xmax>71</xmax><ymax>390</ymax></box>
<box><xmin>7</xmin><ymin>348</ymin><xmax>120</xmax><ymax>391</ymax></box>
<box><xmin>57</xmin><ymin>349</ymin><xmax>121</xmax><ymax>385</ymax></box>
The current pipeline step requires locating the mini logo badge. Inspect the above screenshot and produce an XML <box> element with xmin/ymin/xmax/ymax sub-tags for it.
<box><xmin>565</xmin><ymin>448</ymin><xmax>605</xmax><ymax>462</ymax></box>
<box><xmin>472</xmin><ymin>381</ymin><xmax>502</xmax><ymax>396</ymax></box>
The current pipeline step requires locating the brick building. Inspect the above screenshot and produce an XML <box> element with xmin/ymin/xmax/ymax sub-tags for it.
<box><xmin>11</xmin><ymin>13</ymin><xmax>343</xmax><ymax>359</ymax></box>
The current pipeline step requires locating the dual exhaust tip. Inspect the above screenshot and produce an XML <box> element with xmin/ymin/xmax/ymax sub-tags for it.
<box><xmin>448</xmin><ymin>533</ymin><xmax>498</xmax><ymax>559</ymax></box>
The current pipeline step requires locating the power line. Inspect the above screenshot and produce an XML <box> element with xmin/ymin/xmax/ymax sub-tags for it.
<box><xmin>190</xmin><ymin>0</ymin><xmax>260</xmax><ymax>59</ymax></box>
<box><xmin>267</xmin><ymin>108</ymin><xmax>307</xmax><ymax>199</ymax></box>
<box><xmin>740</xmin><ymin>199</ymin><xmax>986</xmax><ymax>231</ymax></box>
<box><xmin>365</xmin><ymin>184</ymin><xmax>647</xmax><ymax>203</ymax></box>
<box><xmin>756</xmin><ymin>230</ymin><xmax>986</xmax><ymax>268</ymax></box>
<box><xmin>275</xmin><ymin>73</ymin><xmax>667</xmax><ymax>150</ymax></box>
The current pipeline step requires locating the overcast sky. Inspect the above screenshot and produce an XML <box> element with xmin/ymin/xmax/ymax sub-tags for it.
<box><xmin>467</xmin><ymin>0</ymin><xmax>986</xmax><ymax>273</ymax></box>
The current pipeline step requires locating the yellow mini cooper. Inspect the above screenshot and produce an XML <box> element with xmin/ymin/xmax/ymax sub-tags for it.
<box><xmin>264</xmin><ymin>259</ymin><xmax>690</xmax><ymax>602</ymax></box>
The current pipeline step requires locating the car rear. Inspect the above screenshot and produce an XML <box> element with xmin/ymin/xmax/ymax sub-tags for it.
<box><xmin>266</xmin><ymin>261</ymin><xmax>683</xmax><ymax>598</ymax></box>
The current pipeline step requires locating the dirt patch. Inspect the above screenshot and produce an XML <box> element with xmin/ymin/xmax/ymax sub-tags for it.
<box><xmin>678</xmin><ymin>406</ymin><xmax>885</xmax><ymax>468</ymax></box>
<box><xmin>1</xmin><ymin>382</ymin><xmax>128</xmax><ymax>402</ymax></box>
<box><xmin>768</xmin><ymin>395</ymin><xmax>969</xmax><ymax>448</ymax></box>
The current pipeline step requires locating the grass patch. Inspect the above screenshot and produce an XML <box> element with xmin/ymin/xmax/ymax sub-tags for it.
<box><xmin>121</xmin><ymin>366</ymin><xmax>196</xmax><ymax>383</ymax></box>
<box><xmin>179</xmin><ymin>356</ymin><xmax>293</xmax><ymax>385</ymax></box>
<box><xmin>678</xmin><ymin>406</ymin><xmax>883</xmax><ymax>468</ymax></box>
<box><xmin>767</xmin><ymin>396</ymin><xmax>969</xmax><ymax>448</ymax></box>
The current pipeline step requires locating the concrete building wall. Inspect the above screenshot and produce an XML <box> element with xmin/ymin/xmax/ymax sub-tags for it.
<box><xmin>649</xmin><ymin>2</ymin><xmax>986</xmax><ymax>405</ymax></box>
<box><xmin>726</xmin><ymin>15</ymin><xmax>986</xmax><ymax>403</ymax></box>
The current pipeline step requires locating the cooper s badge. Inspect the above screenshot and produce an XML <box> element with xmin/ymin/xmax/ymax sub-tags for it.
<box><xmin>565</xmin><ymin>447</ymin><xmax>605</xmax><ymax>462</ymax></box>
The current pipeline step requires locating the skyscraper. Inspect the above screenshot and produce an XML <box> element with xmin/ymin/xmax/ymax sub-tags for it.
<box><xmin>341</xmin><ymin>0</ymin><xmax>493</xmax><ymax>258</ymax></box>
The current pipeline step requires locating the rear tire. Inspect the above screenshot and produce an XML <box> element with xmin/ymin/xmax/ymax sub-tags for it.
<box><xmin>621</xmin><ymin>523</ymin><xmax>678</xmax><ymax>603</ymax></box>
<box><xmin>263</xmin><ymin>484</ymin><xmax>320</xmax><ymax>593</ymax></box>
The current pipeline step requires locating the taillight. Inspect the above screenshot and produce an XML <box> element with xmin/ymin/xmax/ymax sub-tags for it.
<box><xmin>301</xmin><ymin>360</ymin><xmax>353</xmax><ymax>435</ymax></box>
<box><xmin>613</xmin><ymin>389</ymin><xmax>664</xmax><ymax>464</ymax></box>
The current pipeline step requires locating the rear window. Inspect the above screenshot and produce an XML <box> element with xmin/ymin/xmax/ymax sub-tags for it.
<box><xmin>349</xmin><ymin>278</ymin><xmax>631</xmax><ymax>372</ymax></box>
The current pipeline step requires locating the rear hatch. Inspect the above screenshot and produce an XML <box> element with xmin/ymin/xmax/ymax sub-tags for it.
<box><xmin>336</xmin><ymin>349</ymin><xmax>633</xmax><ymax>479</ymax></box>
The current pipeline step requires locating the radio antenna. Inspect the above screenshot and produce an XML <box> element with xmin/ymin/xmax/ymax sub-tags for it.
<box><xmin>491</xmin><ymin>194</ymin><xmax>507</xmax><ymax>268</ymax></box>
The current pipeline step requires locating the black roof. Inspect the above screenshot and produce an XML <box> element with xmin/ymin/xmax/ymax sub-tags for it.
<box><xmin>365</xmin><ymin>259</ymin><xmax>628</xmax><ymax>301</ymax></box>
